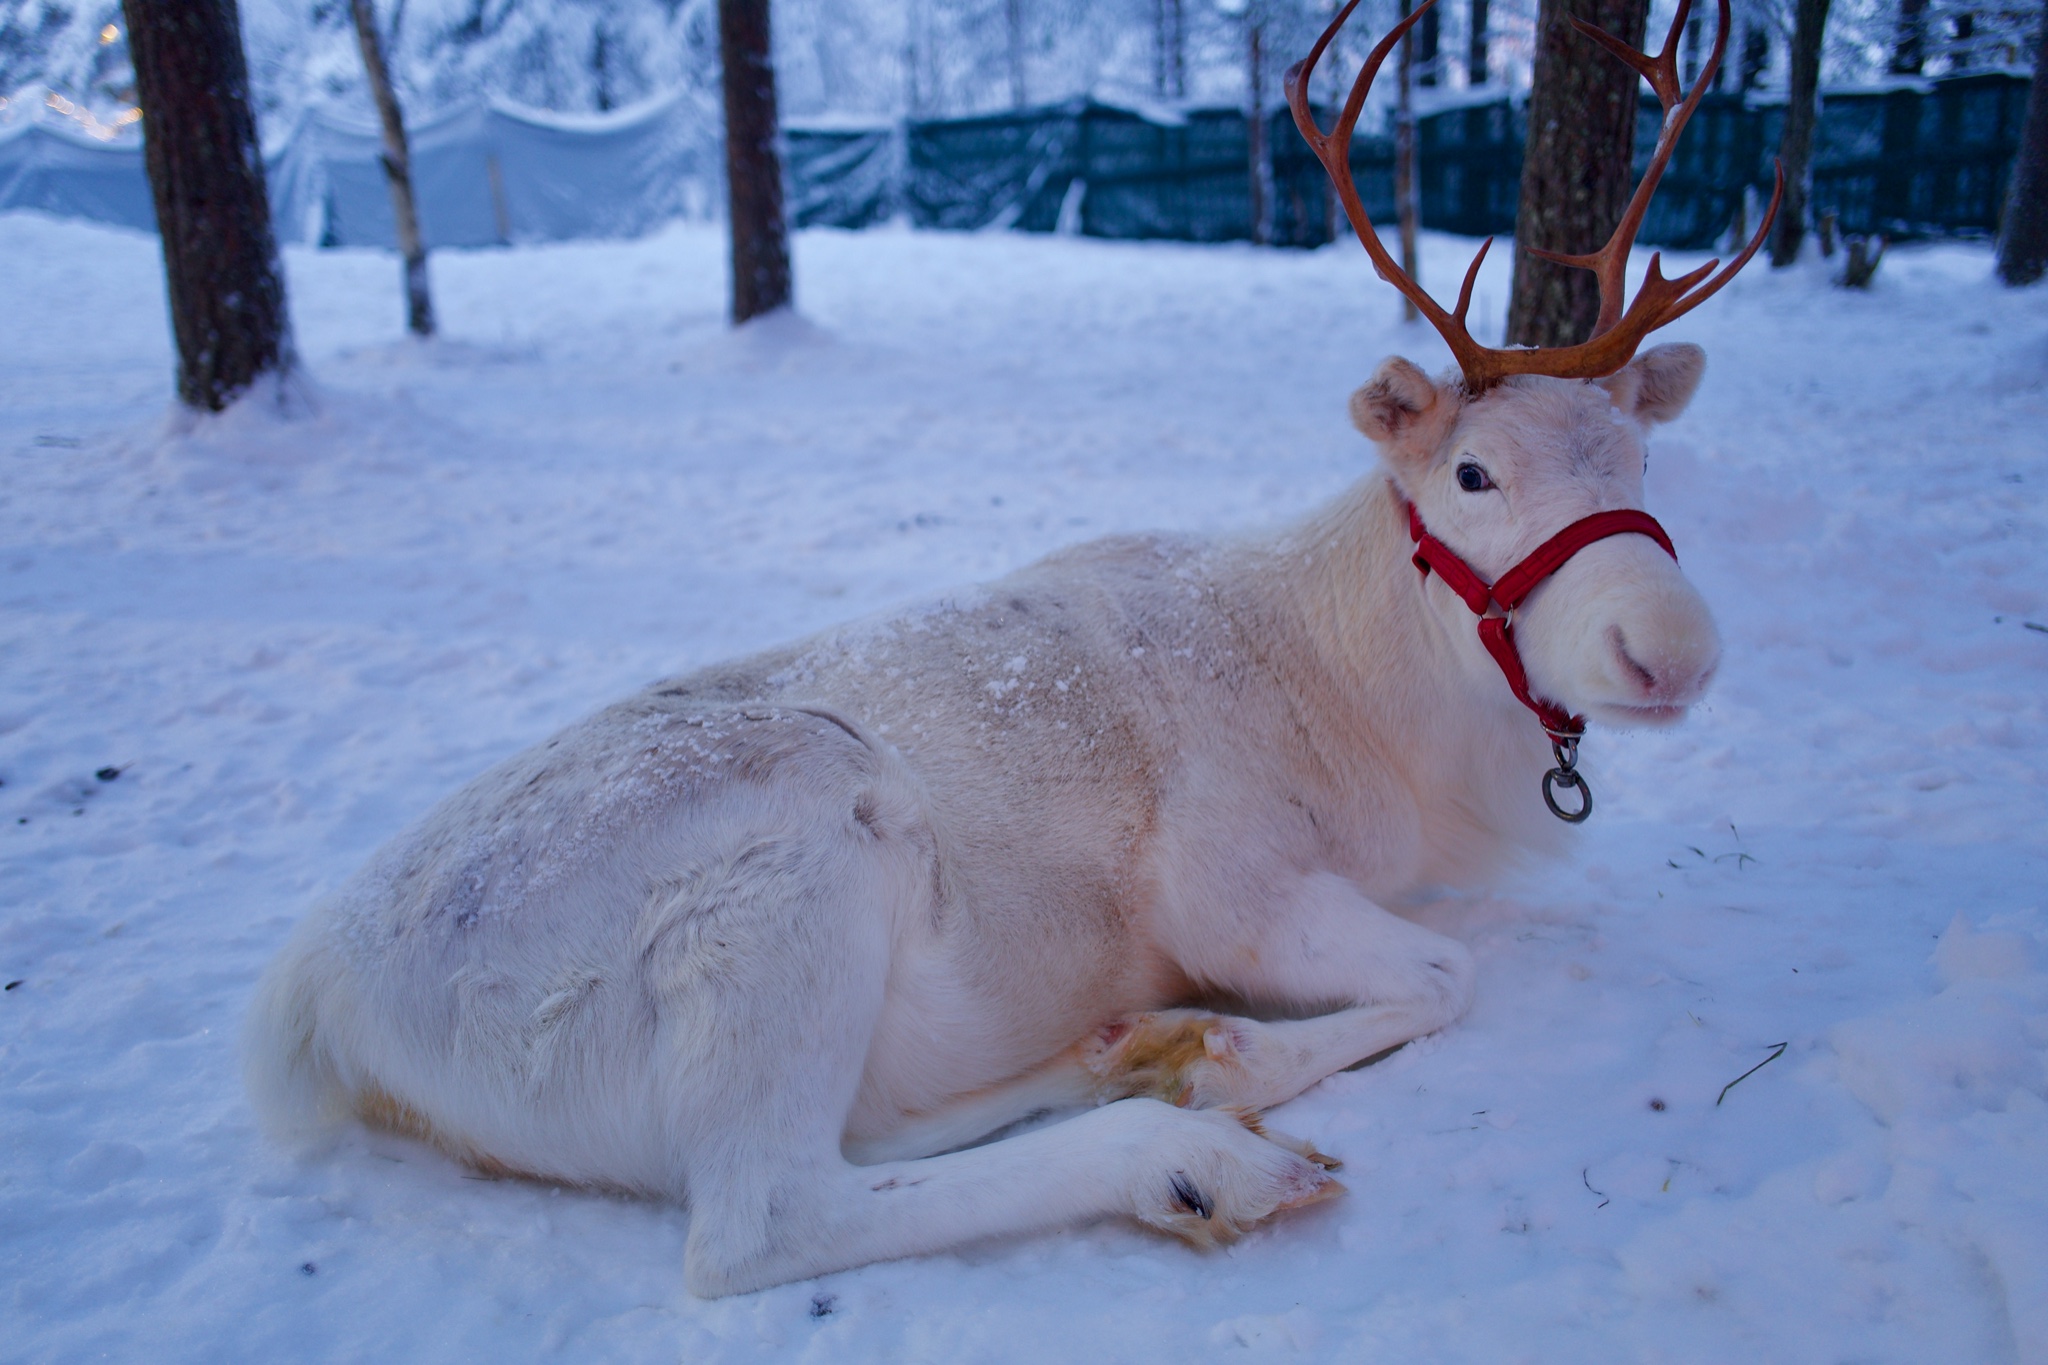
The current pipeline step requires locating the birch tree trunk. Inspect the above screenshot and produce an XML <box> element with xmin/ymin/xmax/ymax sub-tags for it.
<box><xmin>350</xmin><ymin>0</ymin><xmax>434</xmax><ymax>336</ymax></box>
<box><xmin>719</xmin><ymin>0</ymin><xmax>792</xmax><ymax>323</ymax></box>
<box><xmin>1769</xmin><ymin>0</ymin><xmax>1832</xmax><ymax>267</ymax></box>
<box><xmin>1505</xmin><ymin>0</ymin><xmax>1648</xmax><ymax>347</ymax></box>
<box><xmin>121</xmin><ymin>0</ymin><xmax>294</xmax><ymax>411</ymax></box>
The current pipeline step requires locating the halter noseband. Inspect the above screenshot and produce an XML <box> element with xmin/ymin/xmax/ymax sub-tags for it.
<box><xmin>1403</xmin><ymin>497</ymin><xmax>1678</xmax><ymax>822</ymax></box>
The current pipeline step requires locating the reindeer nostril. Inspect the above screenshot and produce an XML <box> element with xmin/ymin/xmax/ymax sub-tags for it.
<box><xmin>1609</xmin><ymin>627</ymin><xmax>1658</xmax><ymax>692</ymax></box>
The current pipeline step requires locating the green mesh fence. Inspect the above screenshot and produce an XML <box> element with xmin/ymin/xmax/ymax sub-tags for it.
<box><xmin>786</xmin><ymin>73</ymin><xmax>2030</xmax><ymax>248</ymax></box>
<box><xmin>1794</xmin><ymin>74</ymin><xmax>2034</xmax><ymax>238</ymax></box>
<box><xmin>783</xmin><ymin>125</ymin><xmax>895</xmax><ymax>230</ymax></box>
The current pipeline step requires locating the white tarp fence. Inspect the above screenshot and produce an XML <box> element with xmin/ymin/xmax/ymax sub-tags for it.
<box><xmin>268</xmin><ymin>94</ymin><xmax>711</xmax><ymax>248</ymax></box>
<box><xmin>0</xmin><ymin>117</ymin><xmax>157</xmax><ymax>233</ymax></box>
<box><xmin>0</xmin><ymin>91</ymin><xmax>711</xmax><ymax>248</ymax></box>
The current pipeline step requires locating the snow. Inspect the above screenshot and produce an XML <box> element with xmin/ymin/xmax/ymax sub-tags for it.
<box><xmin>2</xmin><ymin>211</ymin><xmax>2045</xmax><ymax>1363</ymax></box>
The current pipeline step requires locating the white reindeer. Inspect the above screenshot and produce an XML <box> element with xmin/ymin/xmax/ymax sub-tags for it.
<box><xmin>246</xmin><ymin>0</ymin><xmax>1778</xmax><ymax>1296</ymax></box>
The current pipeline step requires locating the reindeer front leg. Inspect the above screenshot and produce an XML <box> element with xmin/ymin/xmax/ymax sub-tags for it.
<box><xmin>1089</xmin><ymin>871</ymin><xmax>1475</xmax><ymax>1114</ymax></box>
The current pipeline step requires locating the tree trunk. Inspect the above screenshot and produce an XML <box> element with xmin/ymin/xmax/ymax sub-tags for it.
<box><xmin>1890</xmin><ymin>0</ymin><xmax>1927</xmax><ymax>73</ymax></box>
<box><xmin>1248</xmin><ymin>17</ymin><xmax>1271</xmax><ymax>245</ymax></box>
<box><xmin>1504</xmin><ymin>0</ymin><xmax>1648</xmax><ymax>348</ymax></box>
<box><xmin>1996</xmin><ymin>10</ymin><xmax>2048</xmax><ymax>285</ymax></box>
<box><xmin>904</xmin><ymin>0</ymin><xmax>926</xmax><ymax>116</ymax></box>
<box><xmin>1770</xmin><ymin>0</ymin><xmax>1832</xmax><ymax>267</ymax></box>
<box><xmin>1468</xmin><ymin>0</ymin><xmax>1490</xmax><ymax>84</ymax></box>
<box><xmin>1154</xmin><ymin>0</ymin><xmax>1168</xmax><ymax>96</ymax></box>
<box><xmin>1168</xmin><ymin>0</ymin><xmax>1186</xmax><ymax>98</ymax></box>
<box><xmin>1418</xmin><ymin>2</ymin><xmax>1441</xmax><ymax>86</ymax></box>
<box><xmin>1006</xmin><ymin>0</ymin><xmax>1027</xmax><ymax>109</ymax></box>
<box><xmin>719</xmin><ymin>0</ymin><xmax>791</xmax><ymax>323</ymax></box>
<box><xmin>1738</xmin><ymin>23</ymin><xmax>1770</xmax><ymax>91</ymax></box>
<box><xmin>121</xmin><ymin>0</ymin><xmax>293</xmax><ymax>411</ymax></box>
<box><xmin>1155</xmin><ymin>0</ymin><xmax>1187</xmax><ymax>98</ymax></box>
<box><xmin>1395</xmin><ymin>0</ymin><xmax>1420</xmax><ymax>321</ymax></box>
<box><xmin>350</xmin><ymin>0</ymin><xmax>434</xmax><ymax>336</ymax></box>
<box><xmin>1951</xmin><ymin>12</ymin><xmax>1976</xmax><ymax>70</ymax></box>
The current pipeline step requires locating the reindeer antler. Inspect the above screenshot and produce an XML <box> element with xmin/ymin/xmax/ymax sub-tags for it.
<box><xmin>1284</xmin><ymin>0</ymin><xmax>1783</xmax><ymax>391</ymax></box>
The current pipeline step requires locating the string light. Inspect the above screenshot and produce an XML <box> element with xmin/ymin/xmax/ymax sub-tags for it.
<box><xmin>43</xmin><ymin>90</ymin><xmax>138</xmax><ymax>141</ymax></box>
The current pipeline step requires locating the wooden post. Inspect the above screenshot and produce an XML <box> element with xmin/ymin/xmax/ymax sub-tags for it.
<box><xmin>719</xmin><ymin>0</ymin><xmax>792</xmax><ymax>323</ymax></box>
<box><xmin>349</xmin><ymin>0</ymin><xmax>434</xmax><ymax>335</ymax></box>
<box><xmin>121</xmin><ymin>0</ymin><xmax>294</xmax><ymax>411</ymax></box>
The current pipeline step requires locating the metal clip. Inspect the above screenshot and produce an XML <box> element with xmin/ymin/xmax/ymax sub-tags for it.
<box><xmin>1542</xmin><ymin>731</ymin><xmax>1592</xmax><ymax>823</ymax></box>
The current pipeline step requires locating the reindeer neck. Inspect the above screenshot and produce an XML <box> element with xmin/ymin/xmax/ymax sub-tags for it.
<box><xmin>1232</xmin><ymin>471</ymin><xmax>1558</xmax><ymax>870</ymax></box>
<box><xmin>1260</xmin><ymin>473</ymin><xmax>1462</xmax><ymax>726</ymax></box>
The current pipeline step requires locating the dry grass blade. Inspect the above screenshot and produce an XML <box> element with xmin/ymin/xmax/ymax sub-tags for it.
<box><xmin>1716</xmin><ymin>1041</ymin><xmax>1789</xmax><ymax>1106</ymax></box>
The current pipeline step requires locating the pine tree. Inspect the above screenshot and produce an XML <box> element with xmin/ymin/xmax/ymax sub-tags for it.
<box><xmin>121</xmin><ymin>0</ymin><xmax>294</xmax><ymax>410</ymax></box>
<box><xmin>1505</xmin><ymin>0</ymin><xmax>1650</xmax><ymax>347</ymax></box>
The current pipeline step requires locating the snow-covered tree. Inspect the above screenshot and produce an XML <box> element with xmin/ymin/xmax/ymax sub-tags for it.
<box><xmin>5</xmin><ymin>0</ymin><xmax>2034</xmax><ymax>137</ymax></box>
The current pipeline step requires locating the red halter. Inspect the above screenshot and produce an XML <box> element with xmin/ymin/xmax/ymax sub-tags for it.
<box><xmin>1403</xmin><ymin>497</ymin><xmax>1678</xmax><ymax>820</ymax></box>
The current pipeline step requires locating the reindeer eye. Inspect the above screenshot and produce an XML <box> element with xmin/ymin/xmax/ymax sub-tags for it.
<box><xmin>1456</xmin><ymin>462</ymin><xmax>1493</xmax><ymax>493</ymax></box>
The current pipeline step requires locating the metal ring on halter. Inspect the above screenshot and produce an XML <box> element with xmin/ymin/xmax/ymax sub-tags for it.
<box><xmin>1543</xmin><ymin>765</ymin><xmax>1593</xmax><ymax>823</ymax></box>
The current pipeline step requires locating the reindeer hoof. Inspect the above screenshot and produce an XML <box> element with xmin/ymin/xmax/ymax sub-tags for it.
<box><xmin>1126</xmin><ymin>1104</ymin><xmax>1343</xmax><ymax>1249</ymax></box>
<box><xmin>1230</xmin><ymin>1108</ymin><xmax>1344</xmax><ymax>1172</ymax></box>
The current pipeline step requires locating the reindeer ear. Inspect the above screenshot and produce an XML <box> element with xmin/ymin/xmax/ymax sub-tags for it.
<box><xmin>1349</xmin><ymin>357</ymin><xmax>1447</xmax><ymax>455</ymax></box>
<box><xmin>1603</xmin><ymin>343</ymin><xmax>1706</xmax><ymax>425</ymax></box>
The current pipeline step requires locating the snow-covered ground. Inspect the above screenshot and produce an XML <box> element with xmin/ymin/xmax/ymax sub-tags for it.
<box><xmin>1</xmin><ymin>211</ymin><xmax>2044</xmax><ymax>1364</ymax></box>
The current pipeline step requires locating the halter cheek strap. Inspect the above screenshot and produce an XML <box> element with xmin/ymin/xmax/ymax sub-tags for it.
<box><xmin>1403</xmin><ymin>498</ymin><xmax>1678</xmax><ymax>821</ymax></box>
